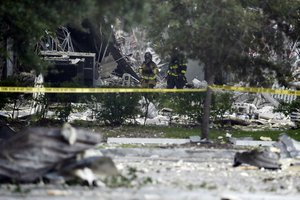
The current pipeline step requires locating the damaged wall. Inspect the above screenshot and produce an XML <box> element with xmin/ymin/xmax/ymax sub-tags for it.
<box><xmin>68</xmin><ymin>19</ymin><xmax>139</xmax><ymax>81</ymax></box>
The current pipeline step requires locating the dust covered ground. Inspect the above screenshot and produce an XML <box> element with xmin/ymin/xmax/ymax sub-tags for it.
<box><xmin>1</xmin><ymin>145</ymin><xmax>300</xmax><ymax>200</ymax></box>
<box><xmin>1</xmin><ymin>121</ymin><xmax>299</xmax><ymax>199</ymax></box>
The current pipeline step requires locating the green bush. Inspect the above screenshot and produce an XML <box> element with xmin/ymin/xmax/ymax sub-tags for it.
<box><xmin>94</xmin><ymin>92</ymin><xmax>141</xmax><ymax>126</ymax></box>
<box><xmin>45</xmin><ymin>82</ymin><xmax>84</xmax><ymax>122</ymax></box>
<box><xmin>159</xmin><ymin>92</ymin><xmax>205</xmax><ymax>124</ymax></box>
<box><xmin>211</xmin><ymin>92</ymin><xmax>234</xmax><ymax>123</ymax></box>
<box><xmin>158</xmin><ymin>91</ymin><xmax>234</xmax><ymax>126</ymax></box>
<box><xmin>275</xmin><ymin>98</ymin><xmax>300</xmax><ymax>127</ymax></box>
<box><xmin>275</xmin><ymin>98</ymin><xmax>300</xmax><ymax>116</ymax></box>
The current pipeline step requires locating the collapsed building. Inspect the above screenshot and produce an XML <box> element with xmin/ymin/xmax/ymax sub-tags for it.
<box><xmin>1</xmin><ymin>18</ymin><xmax>300</xmax><ymax>129</ymax></box>
<box><xmin>37</xmin><ymin>20</ymin><xmax>140</xmax><ymax>87</ymax></box>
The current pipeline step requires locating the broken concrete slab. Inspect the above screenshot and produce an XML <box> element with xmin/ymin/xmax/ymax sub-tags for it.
<box><xmin>273</xmin><ymin>134</ymin><xmax>300</xmax><ymax>159</ymax></box>
<box><xmin>100</xmin><ymin>54</ymin><xmax>118</xmax><ymax>78</ymax></box>
<box><xmin>232</xmin><ymin>139</ymin><xmax>275</xmax><ymax>147</ymax></box>
<box><xmin>107</xmin><ymin>137</ymin><xmax>190</xmax><ymax>145</ymax></box>
<box><xmin>262</xmin><ymin>93</ymin><xmax>280</xmax><ymax>108</ymax></box>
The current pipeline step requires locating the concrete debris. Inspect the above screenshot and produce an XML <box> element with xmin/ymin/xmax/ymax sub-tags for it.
<box><xmin>233</xmin><ymin>103</ymin><xmax>257</xmax><ymax>116</ymax></box>
<box><xmin>231</xmin><ymin>139</ymin><xmax>275</xmax><ymax>147</ymax></box>
<box><xmin>273</xmin><ymin>134</ymin><xmax>300</xmax><ymax>159</ymax></box>
<box><xmin>139</xmin><ymin>97</ymin><xmax>158</xmax><ymax>119</ymax></box>
<box><xmin>233</xmin><ymin>148</ymin><xmax>281</xmax><ymax>169</ymax></box>
<box><xmin>289</xmin><ymin>81</ymin><xmax>300</xmax><ymax>88</ymax></box>
<box><xmin>61</xmin><ymin>123</ymin><xmax>77</xmax><ymax>145</ymax></box>
<box><xmin>122</xmin><ymin>73</ymin><xmax>140</xmax><ymax>86</ymax></box>
<box><xmin>192</xmin><ymin>78</ymin><xmax>207</xmax><ymax>88</ymax></box>
<box><xmin>290</xmin><ymin>65</ymin><xmax>300</xmax><ymax>88</ymax></box>
<box><xmin>135</xmin><ymin>107</ymin><xmax>192</xmax><ymax>126</ymax></box>
<box><xmin>292</xmin><ymin>68</ymin><xmax>300</xmax><ymax>78</ymax></box>
<box><xmin>225</xmin><ymin>132</ymin><xmax>232</xmax><ymax>138</ymax></box>
<box><xmin>260</xmin><ymin>136</ymin><xmax>272</xmax><ymax>141</ymax></box>
<box><xmin>135</xmin><ymin>115</ymin><xmax>170</xmax><ymax>126</ymax></box>
<box><xmin>68</xmin><ymin>106</ymin><xmax>94</xmax><ymax>122</ymax></box>
<box><xmin>225</xmin><ymin>100</ymin><xmax>293</xmax><ymax>130</ymax></box>
<box><xmin>159</xmin><ymin>108</ymin><xmax>173</xmax><ymax>117</ymax></box>
<box><xmin>97</xmin><ymin>73</ymin><xmax>140</xmax><ymax>87</ymax></box>
<box><xmin>31</xmin><ymin>73</ymin><xmax>45</xmax><ymax>115</ymax></box>
<box><xmin>261</xmin><ymin>93</ymin><xmax>279</xmax><ymax>107</ymax></box>
<box><xmin>0</xmin><ymin>123</ymin><xmax>117</xmax><ymax>185</ymax></box>
<box><xmin>99</xmin><ymin>54</ymin><xmax>118</xmax><ymax>78</ymax></box>
<box><xmin>233</xmin><ymin>134</ymin><xmax>300</xmax><ymax>170</ymax></box>
<box><xmin>257</xmin><ymin>106</ymin><xmax>284</xmax><ymax>120</ymax></box>
<box><xmin>100</xmin><ymin>74</ymin><xmax>127</xmax><ymax>86</ymax></box>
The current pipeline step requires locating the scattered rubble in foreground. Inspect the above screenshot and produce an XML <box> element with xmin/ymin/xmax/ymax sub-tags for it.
<box><xmin>0</xmin><ymin>123</ymin><xmax>117</xmax><ymax>186</ymax></box>
<box><xmin>0</xmin><ymin>122</ymin><xmax>299</xmax><ymax>199</ymax></box>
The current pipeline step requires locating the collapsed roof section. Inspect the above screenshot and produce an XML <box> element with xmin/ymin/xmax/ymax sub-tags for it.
<box><xmin>40</xmin><ymin>51</ymin><xmax>96</xmax><ymax>87</ymax></box>
<box><xmin>38</xmin><ymin>20</ymin><xmax>139</xmax><ymax>87</ymax></box>
<box><xmin>67</xmin><ymin>19</ymin><xmax>139</xmax><ymax>81</ymax></box>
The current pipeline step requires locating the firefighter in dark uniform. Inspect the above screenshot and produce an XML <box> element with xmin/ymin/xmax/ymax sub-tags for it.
<box><xmin>167</xmin><ymin>53</ymin><xmax>187</xmax><ymax>89</ymax></box>
<box><xmin>139</xmin><ymin>52</ymin><xmax>158</xmax><ymax>88</ymax></box>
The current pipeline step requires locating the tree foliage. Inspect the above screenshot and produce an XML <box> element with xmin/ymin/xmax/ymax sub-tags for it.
<box><xmin>1</xmin><ymin>0</ymin><xmax>89</xmax><ymax>71</ymax></box>
<box><xmin>148</xmin><ymin>0</ymin><xmax>299</xmax><ymax>84</ymax></box>
<box><xmin>147</xmin><ymin>0</ymin><xmax>300</xmax><ymax>138</ymax></box>
<box><xmin>0</xmin><ymin>0</ymin><xmax>149</xmax><ymax>72</ymax></box>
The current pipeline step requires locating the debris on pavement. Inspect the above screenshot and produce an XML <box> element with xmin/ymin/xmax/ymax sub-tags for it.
<box><xmin>233</xmin><ymin>147</ymin><xmax>281</xmax><ymax>169</ymax></box>
<box><xmin>273</xmin><ymin>134</ymin><xmax>300</xmax><ymax>159</ymax></box>
<box><xmin>260</xmin><ymin>136</ymin><xmax>272</xmax><ymax>141</ymax></box>
<box><xmin>233</xmin><ymin>134</ymin><xmax>300</xmax><ymax>170</ymax></box>
<box><xmin>0</xmin><ymin>123</ymin><xmax>117</xmax><ymax>185</ymax></box>
<box><xmin>230</xmin><ymin>138</ymin><xmax>274</xmax><ymax>147</ymax></box>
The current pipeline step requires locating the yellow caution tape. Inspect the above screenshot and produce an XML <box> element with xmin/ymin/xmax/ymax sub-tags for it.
<box><xmin>209</xmin><ymin>85</ymin><xmax>300</xmax><ymax>96</ymax></box>
<box><xmin>0</xmin><ymin>85</ymin><xmax>299</xmax><ymax>95</ymax></box>
<box><xmin>0</xmin><ymin>87</ymin><xmax>206</xmax><ymax>93</ymax></box>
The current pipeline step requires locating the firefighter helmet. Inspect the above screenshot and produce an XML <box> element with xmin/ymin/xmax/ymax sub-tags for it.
<box><xmin>144</xmin><ymin>52</ymin><xmax>152</xmax><ymax>60</ymax></box>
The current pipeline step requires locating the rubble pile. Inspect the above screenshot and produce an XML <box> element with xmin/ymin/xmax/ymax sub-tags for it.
<box><xmin>222</xmin><ymin>89</ymin><xmax>296</xmax><ymax>130</ymax></box>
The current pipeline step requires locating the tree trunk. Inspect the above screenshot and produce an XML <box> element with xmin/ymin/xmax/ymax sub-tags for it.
<box><xmin>201</xmin><ymin>67</ymin><xmax>215</xmax><ymax>140</ymax></box>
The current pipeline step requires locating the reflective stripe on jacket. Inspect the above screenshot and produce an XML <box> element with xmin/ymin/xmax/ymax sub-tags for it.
<box><xmin>168</xmin><ymin>63</ymin><xmax>187</xmax><ymax>77</ymax></box>
<box><xmin>139</xmin><ymin>61</ymin><xmax>158</xmax><ymax>80</ymax></box>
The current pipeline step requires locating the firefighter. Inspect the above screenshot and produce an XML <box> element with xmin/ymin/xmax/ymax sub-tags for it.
<box><xmin>167</xmin><ymin>53</ymin><xmax>187</xmax><ymax>89</ymax></box>
<box><xmin>139</xmin><ymin>52</ymin><xmax>158</xmax><ymax>88</ymax></box>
